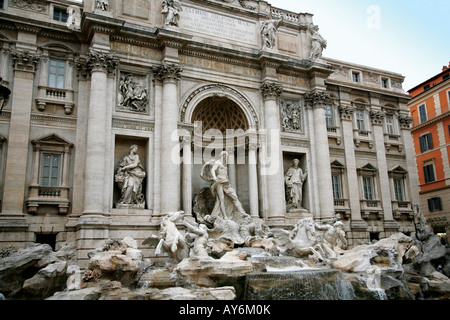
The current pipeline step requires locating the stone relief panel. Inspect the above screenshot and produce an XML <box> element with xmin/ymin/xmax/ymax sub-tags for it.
<box><xmin>10</xmin><ymin>0</ymin><xmax>48</xmax><ymax>13</ymax></box>
<box><xmin>117</xmin><ymin>72</ymin><xmax>149</xmax><ymax>113</ymax></box>
<box><xmin>280</xmin><ymin>99</ymin><xmax>304</xmax><ymax>134</ymax></box>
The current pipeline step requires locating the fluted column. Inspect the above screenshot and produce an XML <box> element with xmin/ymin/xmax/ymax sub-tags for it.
<box><xmin>153</xmin><ymin>63</ymin><xmax>182</xmax><ymax>214</ymax></box>
<box><xmin>82</xmin><ymin>51</ymin><xmax>117</xmax><ymax>215</ymax></box>
<box><xmin>2</xmin><ymin>51</ymin><xmax>40</xmax><ymax>215</ymax></box>
<box><xmin>260</xmin><ymin>81</ymin><xmax>285</xmax><ymax>219</ymax></box>
<box><xmin>182</xmin><ymin>135</ymin><xmax>192</xmax><ymax>217</ymax></box>
<box><xmin>226</xmin><ymin>147</ymin><xmax>237</xmax><ymax>192</ymax></box>
<box><xmin>248</xmin><ymin>138</ymin><xmax>259</xmax><ymax>218</ymax></box>
<box><xmin>306</xmin><ymin>90</ymin><xmax>335</xmax><ymax>221</ymax></box>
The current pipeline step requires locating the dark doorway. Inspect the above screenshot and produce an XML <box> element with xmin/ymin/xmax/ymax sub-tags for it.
<box><xmin>35</xmin><ymin>233</ymin><xmax>57</xmax><ymax>251</ymax></box>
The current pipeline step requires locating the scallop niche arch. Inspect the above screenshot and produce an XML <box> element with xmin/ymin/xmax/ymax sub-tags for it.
<box><xmin>180</xmin><ymin>83</ymin><xmax>260</xmax><ymax>130</ymax></box>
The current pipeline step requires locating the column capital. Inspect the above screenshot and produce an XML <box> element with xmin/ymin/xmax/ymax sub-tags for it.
<box><xmin>370</xmin><ymin>110</ymin><xmax>385</xmax><ymax>126</ymax></box>
<box><xmin>398</xmin><ymin>114</ymin><xmax>413</xmax><ymax>130</ymax></box>
<box><xmin>88</xmin><ymin>50</ymin><xmax>118</xmax><ymax>74</ymax></box>
<box><xmin>339</xmin><ymin>104</ymin><xmax>355</xmax><ymax>121</ymax></box>
<box><xmin>153</xmin><ymin>63</ymin><xmax>183</xmax><ymax>83</ymax></box>
<box><xmin>260</xmin><ymin>81</ymin><xmax>282</xmax><ymax>100</ymax></box>
<box><xmin>305</xmin><ymin>89</ymin><xmax>330</xmax><ymax>108</ymax></box>
<box><xmin>76</xmin><ymin>51</ymin><xmax>118</xmax><ymax>78</ymax></box>
<box><xmin>11</xmin><ymin>50</ymin><xmax>40</xmax><ymax>73</ymax></box>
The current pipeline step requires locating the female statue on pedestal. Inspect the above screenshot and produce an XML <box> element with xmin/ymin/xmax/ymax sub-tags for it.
<box><xmin>285</xmin><ymin>159</ymin><xmax>308</xmax><ymax>212</ymax></box>
<box><xmin>115</xmin><ymin>145</ymin><xmax>146</xmax><ymax>208</ymax></box>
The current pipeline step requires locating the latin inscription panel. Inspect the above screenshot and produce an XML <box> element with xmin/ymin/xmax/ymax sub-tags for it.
<box><xmin>179</xmin><ymin>5</ymin><xmax>258</xmax><ymax>45</ymax></box>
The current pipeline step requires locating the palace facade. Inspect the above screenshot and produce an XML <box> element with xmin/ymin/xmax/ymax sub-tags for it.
<box><xmin>0</xmin><ymin>0</ymin><xmax>418</xmax><ymax>267</ymax></box>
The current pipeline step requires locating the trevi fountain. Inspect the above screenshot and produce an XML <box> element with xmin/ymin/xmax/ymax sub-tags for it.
<box><xmin>1</xmin><ymin>152</ymin><xmax>449</xmax><ymax>303</ymax></box>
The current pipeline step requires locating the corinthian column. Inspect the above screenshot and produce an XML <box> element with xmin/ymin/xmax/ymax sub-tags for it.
<box><xmin>260</xmin><ymin>81</ymin><xmax>285</xmax><ymax>219</ymax></box>
<box><xmin>153</xmin><ymin>63</ymin><xmax>182</xmax><ymax>214</ymax></box>
<box><xmin>82</xmin><ymin>51</ymin><xmax>117</xmax><ymax>215</ymax></box>
<box><xmin>306</xmin><ymin>90</ymin><xmax>334</xmax><ymax>221</ymax></box>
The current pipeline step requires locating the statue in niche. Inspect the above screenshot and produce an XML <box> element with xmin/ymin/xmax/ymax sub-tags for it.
<box><xmin>115</xmin><ymin>145</ymin><xmax>146</xmax><ymax>208</ymax></box>
<box><xmin>200</xmin><ymin>151</ymin><xmax>248</xmax><ymax>220</ymax></box>
<box><xmin>261</xmin><ymin>18</ymin><xmax>282</xmax><ymax>50</ymax></box>
<box><xmin>162</xmin><ymin>0</ymin><xmax>182</xmax><ymax>27</ymax></box>
<box><xmin>95</xmin><ymin>0</ymin><xmax>109</xmax><ymax>11</ymax></box>
<box><xmin>309</xmin><ymin>24</ymin><xmax>327</xmax><ymax>61</ymax></box>
<box><xmin>118</xmin><ymin>74</ymin><xmax>148</xmax><ymax>112</ymax></box>
<box><xmin>281</xmin><ymin>100</ymin><xmax>303</xmax><ymax>132</ymax></box>
<box><xmin>285</xmin><ymin>159</ymin><xmax>308</xmax><ymax>212</ymax></box>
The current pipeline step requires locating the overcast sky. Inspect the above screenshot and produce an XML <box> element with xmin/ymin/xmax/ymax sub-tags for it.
<box><xmin>267</xmin><ymin>0</ymin><xmax>450</xmax><ymax>92</ymax></box>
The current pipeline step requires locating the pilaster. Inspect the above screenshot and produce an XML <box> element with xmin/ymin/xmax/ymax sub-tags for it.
<box><xmin>2</xmin><ymin>50</ymin><xmax>40</xmax><ymax>216</ymax></box>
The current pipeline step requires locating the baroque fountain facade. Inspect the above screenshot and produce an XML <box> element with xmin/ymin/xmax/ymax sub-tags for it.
<box><xmin>0</xmin><ymin>0</ymin><xmax>448</xmax><ymax>300</ymax></box>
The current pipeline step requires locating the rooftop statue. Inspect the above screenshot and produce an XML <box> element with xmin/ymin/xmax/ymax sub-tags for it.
<box><xmin>162</xmin><ymin>0</ymin><xmax>182</xmax><ymax>27</ymax></box>
<box><xmin>95</xmin><ymin>0</ymin><xmax>109</xmax><ymax>11</ymax></box>
<box><xmin>261</xmin><ymin>18</ymin><xmax>282</xmax><ymax>50</ymax></box>
<box><xmin>309</xmin><ymin>24</ymin><xmax>327</xmax><ymax>60</ymax></box>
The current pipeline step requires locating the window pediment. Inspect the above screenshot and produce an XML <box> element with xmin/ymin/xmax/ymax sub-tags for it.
<box><xmin>32</xmin><ymin>134</ymin><xmax>73</xmax><ymax>150</ymax></box>
<box><xmin>357</xmin><ymin>163</ymin><xmax>377</xmax><ymax>174</ymax></box>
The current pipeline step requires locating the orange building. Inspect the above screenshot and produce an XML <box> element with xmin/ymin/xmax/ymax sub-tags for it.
<box><xmin>409</xmin><ymin>63</ymin><xmax>450</xmax><ymax>244</ymax></box>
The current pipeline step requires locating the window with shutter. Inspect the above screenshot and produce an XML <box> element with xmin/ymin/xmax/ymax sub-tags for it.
<box><xmin>419</xmin><ymin>133</ymin><xmax>433</xmax><ymax>153</ymax></box>
<box><xmin>428</xmin><ymin>197</ymin><xmax>442</xmax><ymax>211</ymax></box>
<box><xmin>418</xmin><ymin>104</ymin><xmax>427</xmax><ymax>123</ymax></box>
<box><xmin>423</xmin><ymin>164</ymin><xmax>436</xmax><ymax>183</ymax></box>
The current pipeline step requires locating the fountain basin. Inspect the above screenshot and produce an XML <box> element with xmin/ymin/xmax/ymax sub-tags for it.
<box><xmin>244</xmin><ymin>269</ymin><xmax>356</xmax><ymax>300</ymax></box>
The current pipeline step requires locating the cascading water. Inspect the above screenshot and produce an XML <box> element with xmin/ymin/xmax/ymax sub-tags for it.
<box><xmin>244</xmin><ymin>269</ymin><xmax>356</xmax><ymax>300</ymax></box>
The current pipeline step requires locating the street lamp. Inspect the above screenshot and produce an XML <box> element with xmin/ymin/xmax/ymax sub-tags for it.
<box><xmin>0</xmin><ymin>77</ymin><xmax>11</xmax><ymax>115</ymax></box>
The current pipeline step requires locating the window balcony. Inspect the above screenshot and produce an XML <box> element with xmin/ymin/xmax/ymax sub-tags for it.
<box><xmin>26</xmin><ymin>185</ymin><xmax>70</xmax><ymax>215</ymax></box>
<box><xmin>360</xmin><ymin>199</ymin><xmax>382</xmax><ymax>215</ymax></box>
<box><xmin>334</xmin><ymin>198</ymin><xmax>348</xmax><ymax>207</ymax></box>
<box><xmin>35</xmin><ymin>86</ymin><xmax>75</xmax><ymax>115</ymax></box>
<box><xmin>392</xmin><ymin>201</ymin><xmax>414</xmax><ymax>220</ymax></box>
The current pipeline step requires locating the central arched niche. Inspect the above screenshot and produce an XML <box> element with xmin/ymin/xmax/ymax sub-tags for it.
<box><xmin>190</xmin><ymin>95</ymin><xmax>251</xmax><ymax>214</ymax></box>
<box><xmin>191</xmin><ymin>96</ymin><xmax>249</xmax><ymax>133</ymax></box>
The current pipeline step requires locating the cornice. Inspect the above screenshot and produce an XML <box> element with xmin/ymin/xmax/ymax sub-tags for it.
<box><xmin>325</xmin><ymin>79</ymin><xmax>412</xmax><ymax>101</ymax></box>
<box><xmin>411</xmin><ymin>110</ymin><xmax>450</xmax><ymax>132</ymax></box>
